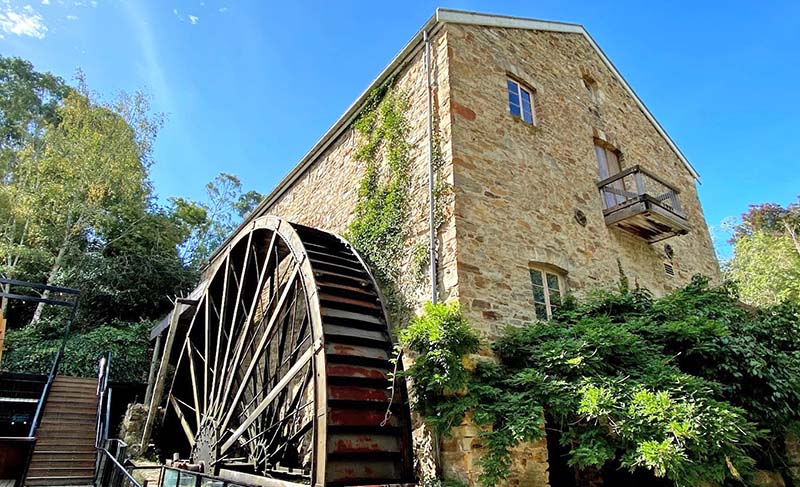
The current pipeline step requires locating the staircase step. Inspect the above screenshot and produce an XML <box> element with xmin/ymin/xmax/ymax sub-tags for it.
<box><xmin>53</xmin><ymin>375</ymin><xmax>97</xmax><ymax>384</ymax></box>
<box><xmin>32</xmin><ymin>451</ymin><xmax>96</xmax><ymax>461</ymax></box>
<box><xmin>40</xmin><ymin>407</ymin><xmax>97</xmax><ymax>415</ymax></box>
<box><xmin>30</xmin><ymin>456</ymin><xmax>95</xmax><ymax>472</ymax></box>
<box><xmin>36</xmin><ymin>430</ymin><xmax>96</xmax><ymax>440</ymax></box>
<box><xmin>25</xmin><ymin>475</ymin><xmax>94</xmax><ymax>486</ymax></box>
<box><xmin>32</xmin><ymin>448</ymin><xmax>96</xmax><ymax>457</ymax></box>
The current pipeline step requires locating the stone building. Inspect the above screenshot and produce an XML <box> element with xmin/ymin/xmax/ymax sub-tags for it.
<box><xmin>148</xmin><ymin>8</ymin><xmax>720</xmax><ymax>486</ymax></box>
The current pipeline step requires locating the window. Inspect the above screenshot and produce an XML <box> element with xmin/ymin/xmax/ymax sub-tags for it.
<box><xmin>582</xmin><ymin>74</ymin><xmax>600</xmax><ymax>104</ymax></box>
<box><xmin>594</xmin><ymin>141</ymin><xmax>625</xmax><ymax>208</ymax></box>
<box><xmin>529</xmin><ymin>268</ymin><xmax>565</xmax><ymax>319</ymax></box>
<box><xmin>507</xmin><ymin>78</ymin><xmax>536</xmax><ymax>124</ymax></box>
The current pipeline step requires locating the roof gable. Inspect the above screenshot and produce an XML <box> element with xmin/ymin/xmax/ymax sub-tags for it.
<box><xmin>436</xmin><ymin>9</ymin><xmax>699</xmax><ymax>180</ymax></box>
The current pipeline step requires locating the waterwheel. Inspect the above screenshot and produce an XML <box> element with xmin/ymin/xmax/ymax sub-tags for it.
<box><xmin>163</xmin><ymin>216</ymin><xmax>415</xmax><ymax>486</ymax></box>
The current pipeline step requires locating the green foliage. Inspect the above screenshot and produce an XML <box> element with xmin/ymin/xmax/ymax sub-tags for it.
<box><xmin>726</xmin><ymin>198</ymin><xmax>800</xmax><ymax>306</ymax></box>
<box><xmin>345</xmin><ymin>86</ymin><xmax>411</xmax><ymax>285</ymax></box>
<box><xmin>0</xmin><ymin>57</ymin><xmax>259</xmax><ymax>382</ymax></box>
<box><xmin>171</xmin><ymin>172</ymin><xmax>264</xmax><ymax>266</ymax></box>
<box><xmin>3</xmin><ymin>319</ymin><xmax>152</xmax><ymax>382</ymax></box>
<box><xmin>398</xmin><ymin>302</ymin><xmax>480</xmax><ymax>433</ymax></box>
<box><xmin>404</xmin><ymin>278</ymin><xmax>800</xmax><ymax>486</ymax></box>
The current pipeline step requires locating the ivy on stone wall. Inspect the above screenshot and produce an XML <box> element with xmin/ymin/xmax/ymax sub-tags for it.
<box><xmin>403</xmin><ymin>277</ymin><xmax>800</xmax><ymax>486</ymax></box>
<box><xmin>345</xmin><ymin>85</ymin><xmax>411</xmax><ymax>290</ymax></box>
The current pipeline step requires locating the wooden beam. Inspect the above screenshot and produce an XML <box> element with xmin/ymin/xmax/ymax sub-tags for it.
<box><xmin>140</xmin><ymin>301</ymin><xmax>187</xmax><ymax>451</ymax></box>
<box><xmin>143</xmin><ymin>334</ymin><xmax>163</xmax><ymax>405</ymax></box>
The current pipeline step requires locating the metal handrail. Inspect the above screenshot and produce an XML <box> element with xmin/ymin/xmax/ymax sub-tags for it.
<box><xmin>596</xmin><ymin>165</ymin><xmax>685</xmax><ymax>216</ymax></box>
<box><xmin>28</xmin><ymin>347</ymin><xmax>62</xmax><ymax>437</ymax></box>
<box><xmin>595</xmin><ymin>164</ymin><xmax>681</xmax><ymax>195</ymax></box>
<box><xmin>96</xmin><ymin>440</ymin><xmax>143</xmax><ymax>487</ymax></box>
<box><xmin>0</xmin><ymin>278</ymin><xmax>80</xmax><ymax>438</ymax></box>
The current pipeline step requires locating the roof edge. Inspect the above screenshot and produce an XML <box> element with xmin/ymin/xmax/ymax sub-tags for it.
<box><xmin>435</xmin><ymin>8</ymin><xmax>700</xmax><ymax>180</ymax></box>
<box><xmin>207</xmin><ymin>8</ymin><xmax>700</xmax><ymax>266</ymax></box>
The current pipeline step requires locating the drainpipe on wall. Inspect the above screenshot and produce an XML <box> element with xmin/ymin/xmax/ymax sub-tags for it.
<box><xmin>424</xmin><ymin>29</ymin><xmax>437</xmax><ymax>305</ymax></box>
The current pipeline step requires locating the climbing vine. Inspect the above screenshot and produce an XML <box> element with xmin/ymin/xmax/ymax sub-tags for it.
<box><xmin>402</xmin><ymin>278</ymin><xmax>800</xmax><ymax>486</ymax></box>
<box><xmin>345</xmin><ymin>85</ymin><xmax>411</xmax><ymax>289</ymax></box>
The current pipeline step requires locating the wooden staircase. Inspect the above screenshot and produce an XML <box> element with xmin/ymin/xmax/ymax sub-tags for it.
<box><xmin>26</xmin><ymin>376</ymin><xmax>98</xmax><ymax>486</ymax></box>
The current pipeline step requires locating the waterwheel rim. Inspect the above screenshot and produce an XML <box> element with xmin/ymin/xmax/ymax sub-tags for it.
<box><xmin>164</xmin><ymin>216</ymin><xmax>415</xmax><ymax>486</ymax></box>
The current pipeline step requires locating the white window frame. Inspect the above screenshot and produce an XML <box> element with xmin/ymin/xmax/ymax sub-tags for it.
<box><xmin>507</xmin><ymin>78</ymin><xmax>536</xmax><ymax>125</ymax></box>
<box><xmin>529</xmin><ymin>268</ymin><xmax>565</xmax><ymax>320</ymax></box>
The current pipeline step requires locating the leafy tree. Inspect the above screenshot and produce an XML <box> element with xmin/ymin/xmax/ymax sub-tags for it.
<box><xmin>0</xmin><ymin>57</ymin><xmax>260</xmax><ymax>384</ymax></box>
<box><xmin>727</xmin><ymin>198</ymin><xmax>800</xmax><ymax>306</ymax></box>
<box><xmin>172</xmin><ymin>172</ymin><xmax>263</xmax><ymax>266</ymax></box>
<box><xmin>0</xmin><ymin>55</ymin><xmax>70</xmax><ymax>173</ymax></box>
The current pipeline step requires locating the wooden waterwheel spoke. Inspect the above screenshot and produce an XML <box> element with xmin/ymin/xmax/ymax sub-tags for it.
<box><xmin>186</xmin><ymin>339</ymin><xmax>201</xmax><ymax>428</ymax></box>
<box><xmin>220</xmin><ymin>346</ymin><xmax>313</xmax><ymax>455</ymax></box>
<box><xmin>218</xmin><ymin>263</ymin><xmax>301</xmax><ymax>433</ymax></box>
<box><xmin>215</xmin><ymin>229</ymin><xmax>253</xmax><ymax>408</ymax></box>
<box><xmin>160</xmin><ymin>218</ymin><xmax>415</xmax><ymax>485</ymax></box>
<box><xmin>169</xmin><ymin>393</ymin><xmax>196</xmax><ymax>447</ymax></box>
<box><xmin>214</xmin><ymin>232</ymin><xmax>277</xmax><ymax>416</ymax></box>
<box><xmin>209</xmin><ymin>253</ymin><xmax>230</xmax><ymax>410</ymax></box>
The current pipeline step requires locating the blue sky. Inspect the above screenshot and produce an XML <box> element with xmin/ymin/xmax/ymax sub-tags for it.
<box><xmin>1</xmin><ymin>0</ymin><xmax>798</xmax><ymax>258</ymax></box>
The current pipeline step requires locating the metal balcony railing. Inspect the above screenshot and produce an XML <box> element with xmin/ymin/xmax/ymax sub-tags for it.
<box><xmin>597</xmin><ymin>165</ymin><xmax>684</xmax><ymax>216</ymax></box>
<box><xmin>596</xmin><ymin>165</ymin><xmax>689</xmax><ymax>243</ymax></box>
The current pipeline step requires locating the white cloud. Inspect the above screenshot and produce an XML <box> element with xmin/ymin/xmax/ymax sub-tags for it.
<box><xmin>90</xmin><ymin>0</ymin><xmax>97</xmax><ymax>6</ymax></box>
<box><xmin>41</xmin><ymin>0</ymin><xmax>50</xmax><ymax>5</ymax></box>
<box><xmin>187</xmin><ymin>14</ymin><xmax>198</xmax><ymax>24</ymax></box>
<box><xmin>66</xmin><ymin>14</ymin><xmax>77</xmax><ymax>20</ymax></box>
<box><xmin>0</xmin><ymin>4</ymin><xmax>48</xmax><ymax>39</ymax></box>
<box><xmin>218</xmin><ymin>6</ymin><xmax>227</xmax><ymax>12</ymax></box>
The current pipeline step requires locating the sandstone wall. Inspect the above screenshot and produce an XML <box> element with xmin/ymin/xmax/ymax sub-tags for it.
<box><xmin>439</xmin><ymin>23</ymin><xmax>721</xmax><ymax>486</ymax></box>
<box><xmin>446</xmin><ymin>23</ymin><xmax>720</xmax><ymax>340</ymax></box>
<box><xmin>254</xmin><ymin>28</ymin><xmax>457</xmax><ymax>310</ymax></box>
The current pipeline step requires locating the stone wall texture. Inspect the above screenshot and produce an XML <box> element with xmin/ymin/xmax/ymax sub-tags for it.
<box><xmin>215</xmin><ymin>20</ymin><xmax>721</xmax><ymax>487</ymax></box>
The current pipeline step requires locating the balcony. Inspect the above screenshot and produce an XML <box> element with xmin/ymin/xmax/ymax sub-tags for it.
<box><xmin>596</xmin><ymin>165</ymin><xmax>690</xmax><ymax>243</ymax></box>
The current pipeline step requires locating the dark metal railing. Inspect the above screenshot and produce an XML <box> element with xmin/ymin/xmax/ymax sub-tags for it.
<box><xmin>95</xmin><ymin>439</ymin><xmax>143</xmax><ymax>487</ymax></box>
<box><xmin>160</xmin><ymin>466</ymin><xmax>261</xmax><ymax>487</ymax></box>
<box><xmin>28</xmin><ymin>348</ymin><xmax>62</xmax><ymax>437</ymax></box>
<box><xmin>0</xmin><ymin>278</ymin><xmax>80</xmax><ymax>438</ymax></box>
<box><xmin>95</xmin><ymin>352</ymin><xmax>112</xmax><ymax>449</ymax></box>
<box><xmin>596</xmin><ymin>165</ymin><xmax>684</xmax><ymax>216</ymax></box>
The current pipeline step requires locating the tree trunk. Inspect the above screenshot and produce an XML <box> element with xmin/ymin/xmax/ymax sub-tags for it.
<box><xmin>29</xmin><ymin>214</ymin><xmax>79</xmax><ymax>325</ymax></box>
<box><xmin>29</xmin><ymin>241</ymin><xmax>68</xmax><ymax>324</ymax></box>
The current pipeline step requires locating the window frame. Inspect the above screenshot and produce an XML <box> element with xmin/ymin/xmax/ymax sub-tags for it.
<box><xmin>529</xmin><ymin>267</ymin><xmax>566</xmax><ymax>320</ymax></box>
<box><xmin>507</xmin><ymin>78</ymin><xmax>536</xmax><ymax>125</ymax></box>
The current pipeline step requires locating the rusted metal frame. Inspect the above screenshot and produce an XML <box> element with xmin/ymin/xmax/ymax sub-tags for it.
<box><xmin>262</xmin><ymin>316</ymin><xmax>310</xmax><ymax>453</ymax></box>
<box><xmin>263</xmin><ymin>289</ymin><xmax>298</xmax><ymax>428</ymax></box>
<box><xmin>218</xmin><ymin>232</ymin><xmax>277</xmax><ymax>418</ymax></box>
<box><xmin>335</xmin><ymin>232</ymin><xmax>416</xmax><ymax>481</ymax></box>
<box><xmin>266</xmin><ymin>419</ymin><xmax>313</xmax><ymax>465</ymax></box>
<box><xmin>164</xmin><ymin>303</ymin><xmax>203</xmax><ymax>405</ymax></box>
<box><xmin>238</xmin><ymin>398</ymin><xmax>313</xmax><ymax>451</ymax></box>
<box><xmin>255</xmin><ymin>288</ymin><xmax>301</xmax><ymax>446</ymax></box>
<box><xmin>220</xmin><ymin>346</ymin><xmax>314</xmax><ymax>454</ymax></box>
<box><xmin>214</xmin><ymin>230</ymin><xmax>254</xmax><ymax>415</ymax></box>
<box><xmin>262</xmin><ymin>343</ymin><xmax>311</xmax><ymax>459</ymax></box>
<box><xmin>230</xmin><ymin>241</ymin><xmax>295</xmax><ymax>414</ymax></box>
<box><xmin>219</xmin><ymin>264</ymin><xmax>302</xmax><ymax>435</ymax></box>
<box><xmin>226</xmin><ymin>257</ymin><xmax>296</xmax><ymax>426</ymax></box>
<box><xmin>263</xmin><ymin>366</ymin><xmax>313</xmax><ymax>464</ymax></box>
